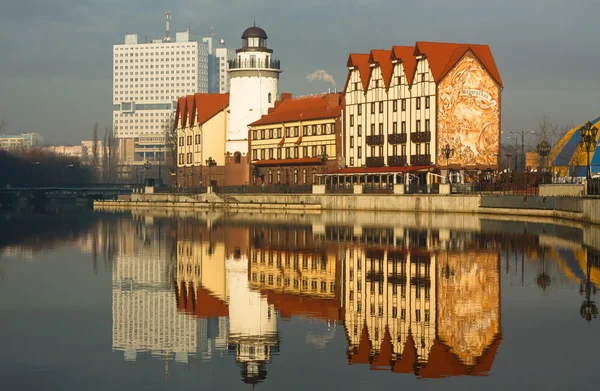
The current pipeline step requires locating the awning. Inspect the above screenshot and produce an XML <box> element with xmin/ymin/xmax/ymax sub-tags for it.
<box><xmin>327</xmin><ymin>165</ymin><xmax>434</xmax><ymax>175</ymax></box>
<box><xmin>253</xmin><ymin>157</ymin><xmax>322</xmax><ymax>166</ymax></box>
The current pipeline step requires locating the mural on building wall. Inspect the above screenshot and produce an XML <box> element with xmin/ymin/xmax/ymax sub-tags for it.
<box><xmin>437</xmin><ymin>251</ymin><xmax>500</xmax><ymax>365</ymax></box>
<box><xmin>437</xmin><ymin>53</ymin><xmax>500</xmax><ymax>168</ymax></box>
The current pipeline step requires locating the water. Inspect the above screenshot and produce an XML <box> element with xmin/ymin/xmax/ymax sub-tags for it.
<box><xmin>0</xmin><ymin>209</ymin><xmax>598</xmax><ymax>390</ymax></box>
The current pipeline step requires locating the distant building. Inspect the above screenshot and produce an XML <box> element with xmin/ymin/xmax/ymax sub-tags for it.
<box><xmin>339</xmin><ymin>42</ymin><xmax>502</xmax><ymax>188</ymax></box>
<box><xmin>43</xmin><ymin>145</ymin><xmax>82</xmax><ymax>159</ymax></box>
<box><xmin>80</xmin><ymin>140</ymin><xmax>104</xmax><ymax>165</ymax></box>
<box><xmin>0</xmin><ymin>133</ymin><xmax>43</xmax><ymax>150</ymax></box>
<box><xmin>112</xmin><ymin>12</ymin><xmax>235</xmax><ymax>169</ymax></box>
<box><xmin>248</xmin><ymin>93</ymin><xmax>343</xmax><ymax>186</ymax></box>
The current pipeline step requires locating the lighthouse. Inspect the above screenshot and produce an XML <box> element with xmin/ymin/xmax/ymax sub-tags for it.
<box><xmin>225</xmin><ymin>23</ymin><xmax>281</xmax><ymax>185</ymax></box>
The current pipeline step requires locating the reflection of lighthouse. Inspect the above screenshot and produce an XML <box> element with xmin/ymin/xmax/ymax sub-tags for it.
<box><xmin>226</xmin><ymin>255</ymin><xmax>279</xmax><ymax>385</ymax></box>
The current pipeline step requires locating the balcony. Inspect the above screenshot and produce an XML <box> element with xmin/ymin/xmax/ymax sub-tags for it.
<box><xmin>228</xmin><ymin>58</ymin><xmax>281</xmax><ymax>71</ymax></box>
<box><xmin>410</xmin><ymin>154</ymin><xmax>431</xmax><ymax>166</ymax></box>
<box><xmin>366</xmin><ymin>135</ymin><xmax>384</xmax><ymax>145</ymax></box>
<box><xmin>388</xmin><ymin>133</ymin><xmax>407</xmax><ymax>144</ymax></box>
<box><xmin>410</xmin><ymin>131</ymin><xmax>431</xmax><ymax>143</ymax></box>
<box><xmin>388</xmin><ymin>155</ymin><xmax>407</xmax><ymax>167</ymax></box>
<box><xmin>366</xmin><ymin>156</ymin><xmax>384</xmax><ymax>167</ymax></box>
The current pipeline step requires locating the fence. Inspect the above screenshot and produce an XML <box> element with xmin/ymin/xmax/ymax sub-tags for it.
<box><xmin>589</xmin><ymin>178</ymin><xmax>600</xmax><ymax>195</ymax></box>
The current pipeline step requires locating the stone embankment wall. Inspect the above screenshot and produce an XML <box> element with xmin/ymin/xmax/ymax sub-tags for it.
<box><xmin>95</xmin><ymin>192</ymin><xmax>600</xmax><ymax>226</ymax></box>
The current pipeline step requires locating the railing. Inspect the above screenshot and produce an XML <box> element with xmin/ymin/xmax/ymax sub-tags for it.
<box><xmin>366</xmin><ymin>135</ymin><xmax>384</xmax><ymax>145</ymax></box>
<box><xmin>366</xmin><ymin>156</ymin><xmax>384</xmax><ymax>167</ymax></box>
<box><xmin>410</xmin><ymin>154</ymin><xmax>431</xmax><ymax>166</ymax></box>
<box><xmin>326</xmin><ymin>185</ymin><xmax>353</xmax><ymax>194</ymax></box>
<box><xmin>215</xmin><ymin>184</ymin><xmax>312</xmax><ymax>194</ymax></box>
<box><xmin>364</xmin><ymin>186</ymin><xmax>394</xmax><ymax>194</ymax></box>
<box><xmin>388</xmin><ymin>155</ymin><xmax>407</xmax><ymax>167</ymax></box>
<box><xmin>228</xmin><ymin>58</ymin><xmax>281</xmax><ymax>70</ymax></box>
<box><xmin>410</xmin><ymin>131</ymin><xmax>431</xmax><ymax>143</ymax></box>
<box><xmin>388</xmin><ymin>133</ymin><xmax>407</xmax><ymax>144</ymax></box>
<box><xmin>589</xmin><ymin>178</ymin><xmax>600</xmax><ymax>195</ymax></box>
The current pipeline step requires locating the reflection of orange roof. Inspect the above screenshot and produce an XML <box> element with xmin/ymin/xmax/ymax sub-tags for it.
<box><xmin>176</xmin><ymin>282</ymin><xmax>229</xmax><ymax>318</ymax></box>
<box><xmin>391</xmin><ymin>46</ymin><xmax>417</xmax><ymax>86</ymax></box>
<box><xmin>349</xmin><ymin>323</ymin><xmax>371</xmax><ymax>364</ymax></box>
<box><xmin>347</xmin><ymin>53</ymin><xmax>371</xmax><ymax>91</ymax></box>
<box><xmin>471</xmin><ymin>334</ymin><xmax>502</xmax><ymax>376</ymax></box>
<box><xmin>392</xmin><ymin>333</ymin><xmax>417</xmax><ymax>374</ymax></box>
<box><xmin>415</xmin><ymin>42</ymin><xmax>503</xmax><ymax>86</ymax></box>
<box><xmin>419</xmin><ymin>339</ymin><xmax>466</xmax><ymax>378</ymax></box>
<box><xmin>250</xmin><ymin>93</ymin><xmax>342</xmax><ymax>126</ymax></box>
<box><xmin>369</xmin><ymin>50</ymin><xmax>394</xmax><ymax>89</ymax></box>
<box><xmin>261</xmin><ymin>290</ymin><xmax>342</xmax><ymax>321</ymax></box>
<box><xmin>371</xmin><ymin>327</ymin><xmax>393</xmax><ymax>370</ymax></box>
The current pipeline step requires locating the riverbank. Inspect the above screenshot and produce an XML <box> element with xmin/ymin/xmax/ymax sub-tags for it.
<box><xmin>93</xmin><ymin>191</ymin><xmax>600</xmax><ymax>226</ymax></box>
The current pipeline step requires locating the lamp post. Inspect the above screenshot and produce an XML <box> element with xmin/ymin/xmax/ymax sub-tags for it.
<box><xmin>536</xmin><ymin>140</ymin><xmax>551</xmax><ymax>184</ymax></box>
<box><xmin>205</xmin><ymin>156</ymin><xmax>217</xmax><ymax>188</ymax></box>
<box><xmin>320</xmin><ymin>152</ymin><xmax>329</xmax><ymax>185</ymax></box>
<box><xmin>61</xmin><ymin>164</ymin><xmax>74</xmax><ymax>187</ymax></box>
<box><xmin>511</xmin><ymin>130</ymin><xmax>535</xmax><ymax>172</ymax></box>
<box><xmin>143</xmin><ymin>160</ymin><xmax>152</xmax><ymax>186</ymax></box>
<box><xmin>507</xmin><ymin>136</ymin><xmax>519</xmax><ymax>173</ymax></box>
<box><xmin>579</xmin><ymin>121</ymin><xmax>598</xmax><ymax>194</ymax></box>
<box><xmin>441</xmin><ymin>143</ymin><xmax>454</xmax><ymax>184</ymax></box>
<box><xmin>579</xmin><ymin>251</ymin><xmax>598</xmax><ymax>322</ymax></box>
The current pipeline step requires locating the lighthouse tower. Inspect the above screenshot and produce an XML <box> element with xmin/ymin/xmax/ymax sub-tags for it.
<box><xmin>226</xmin><ymin>24</ymin><xmax>281</xmax><ymax>185</ymax></box>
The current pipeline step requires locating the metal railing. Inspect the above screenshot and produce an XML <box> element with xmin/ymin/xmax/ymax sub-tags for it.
<box><xmin>228</xmin><ymin>58</ymin><xmax>281</xmax><ymax>70</ymax></box>
<box><xmin>215</xmin><ymin>184</ymin><xmax>312</xmax><ymax>194</ymax></box>
<box><xmin>589</xmin><ymin>178</ymin><xmax>600</xmax><ymax>195</ymax></box>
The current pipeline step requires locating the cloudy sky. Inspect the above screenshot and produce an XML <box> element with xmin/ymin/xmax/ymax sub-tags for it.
<box><xmin>0</xmin><ymin>0</ymin><xmax>599</xmax><ymax>145</ymax></box>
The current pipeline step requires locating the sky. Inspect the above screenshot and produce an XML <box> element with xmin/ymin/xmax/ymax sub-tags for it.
<box><xmin>0</xmin><ymin>0</ymin><xmax>599</xmax><ymax>145</ymax></box>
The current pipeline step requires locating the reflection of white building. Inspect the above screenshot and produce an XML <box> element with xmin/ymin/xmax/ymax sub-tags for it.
<box><xmin>227</xmin><ymin>255</ymin><xmax>279</xmax><ymax>385</ymax></box>
<box><xmin>112</xmin><ymin>223</ymin><xmax>196</xmax><ymax>363</ymax></box>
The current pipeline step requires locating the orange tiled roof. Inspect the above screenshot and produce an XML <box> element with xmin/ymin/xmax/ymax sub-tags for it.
<box><xmin>415</xmin><ymin>41</ymin><xmax>503</xmax><ymax>86</ymax></box>
<box><xmin>174</xmin><ymin>93</ymin><xmax>229</xmax><ymax>128</ymax></box>
<box><xmin>392</xmin><ymin>333</ymin><xmax>417</xmax><ymax>374</ymax></box>
<box><xmin>250</xmin><ymin>93</ymin><xmax>342</xmax><ymax>126</ymax></box>
<box><xmin>371</xmin><ymin>327</ymin><xmax>393</xmax><ymax>370</ymax></box>
<box><xmin>347</xmin><ymin>53</ymin><xmax>371</xmax><ymax>91</ymax></box>
<box><xmin>391</xmin><ymin>45</ymin><xmax>418</xmax><ymax>86</ymax></box>
<box><xmin>369</xmin><ymin>50</ymin><xmax>394</xmax><ymax>89</ymax></box>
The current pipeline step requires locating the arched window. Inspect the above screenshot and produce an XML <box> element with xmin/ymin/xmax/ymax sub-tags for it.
<box><xmin>268</xmin><ymin>93</ymin><xmax>272</xmax><ymax>103</ymax></box>
<box><xmin>234</xmin><ymin>152</ymin><xmax>241</xmax><ymax>164</ymax></box>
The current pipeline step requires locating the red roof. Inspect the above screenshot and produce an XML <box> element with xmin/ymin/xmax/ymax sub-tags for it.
<box><xmin>392</xmin><ymin>333</ymin><xmax>417</xmax><ymax>374</ymax></box>
<box><xmin>349</xmin><ymin>323</ymin><xmax>372</xmax><ymax>364</ymax></box>
<box><xmin>346</xmin><ymin>42</ymin><xmax>502</xmax><ymax>92</ymax></box>
<box><xmin>369</xmin><ymin>50</ymin><xmax>394</xmax><ymax>89</ymax></box>
<box><xmin>415</xmin><ymin>41</ymin><xmax>503</xmax><ymax>86</ymax></box>
<box><xmin>391</xmin><ymin>46</ymin><xmax>418</xmax><ymax>87</ymax></box>
<box><xmin>347</xmin><ymin>54</ymin><xmax>371</xmax><ymax>91</ymax></box>
<box><xmin>250</xmin><ymin>93</ymin><xmax>342</xmax><ymax>126</ymax></box>
<box><xmin>174</xmin><ymin>93</ymin><xmax>229</xmax><ymax>128</ymax></box>
<box><xmin>418</xmin><ymin>339</ymin><xmax>466</xmax><ymax>378</ymax></box>
<box><xmin>176</xmin><ymin>282</ymin><xmax>229</xmax><ymax>318</ymax></box>
<box><xmin>371</xmin><ymin>327</ymin><xmax>393</xmax><ymax>370</ymax></box>
<box><xmin>331</xmin><ymin>165</ymin><xmax>433</xmax><ymax>174</ymax></box>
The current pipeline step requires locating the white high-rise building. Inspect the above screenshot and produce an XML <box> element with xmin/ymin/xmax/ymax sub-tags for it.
<box><xmin>216</xmin><ymin>46</ymin><xmax>236</xmax><ymax>93</ymax></box>
<box><xmin>112</xmin><ymin>13</ymin><xmax>233</xmax><ymax>167</ymax></box>
<box><xmin>227</xmin><ymin>24</ymin><xmax>281</xmax><ymax>157</ymax></box>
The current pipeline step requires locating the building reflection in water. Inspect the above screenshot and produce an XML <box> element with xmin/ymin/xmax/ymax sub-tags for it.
<box><xmin>103</xmin><ymin>212</ymin><xmax>600</xmax><ymax>384</ymax></box>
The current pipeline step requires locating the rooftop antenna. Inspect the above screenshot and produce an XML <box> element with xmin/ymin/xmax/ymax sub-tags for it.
<box><xmin>164</xmin><ymin>11</ymin><xmax>173</xmax><ymax>42</ymax></box>
<box><xmin>210</xmin><ymin>26</ymin><xmax>215</xmax><ymax>37</ymax></box>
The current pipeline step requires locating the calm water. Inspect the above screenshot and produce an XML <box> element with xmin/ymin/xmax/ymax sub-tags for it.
<box><xmin>0</xmin><ymin>209</ymin><xmax>599</xmax><ymax>390</ymax></box>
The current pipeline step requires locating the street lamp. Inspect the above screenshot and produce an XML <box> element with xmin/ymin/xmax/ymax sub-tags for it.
<box><xmin>579</xmin><ymin>251</ymin><xmax>598</xmax><ymax>322</ymax></box>
<box><xmin>579</xmin><ymin>121</ymin><xmax>598</xmax><ymax>194</ymax></box>
<box><xmin>61</xmin><ymin>164</ymin><xmax>74</xmax><ymax>186</ymax></box>
<box><xmin>536</xmin><ymin>140</ymin><xmax>552</xmax><ymax>184</ymax></box>
<box><xmin>507</xmin><ymin>136</ymin><xmax>519</xmax><ymax>173</ymax></box>
<box><xmin>441</xmin><ymin>143</ymin><xmax>454</xmax><ymax>184</ymax></box>
<box><xmin>511</xmin><ymin>130</ymin><xmax>535</xmax><ymax>172</ymax></box>
<box><xmin>320</xmin><ymin>152</ymin><xmax>329</xmax><ymax>185</ymax></box>
<box><xmin>205</xmin><ymin>156</ymin><xmax>217</xmax><ymax>188</ymax></box>
<box><xmin>143</xmin><ymin>160</ymin><xmax>152</xmax><ymax>186</ymax></box>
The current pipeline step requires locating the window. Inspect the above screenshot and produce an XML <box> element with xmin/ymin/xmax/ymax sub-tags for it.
<box><xmin>416</xmin><ymin>97</ymin><xmax>421</xmax><ymax>110</ymax></box>
<box><xmin>294</xmin><ymin>146</ymin><xmax>299</xmax><ymax>158</ymax></box>
<box><xmin>371</xmin><ymin>146</ymin><xmax>376</xmax><ymax>156</ymax></box>
<box><xmin>401</xmin><ymin>121</ymin><xmax>406</xmax><ymax>133</ymax></box>
<box><xmin>234</xmin><ymin>152</ymin><xmax>241</xmax><ymax>163</ymax></box>
<box><xmin>354</xmin><ymin>82</ymin><xmax>359</xmax><ymax>90</ymax></box>
<box><xmin>375</xmin><ymin>80</ymin><xmax>379</xmax><ymax>88</ymax></box>
<box><xmin>357</xmin><ymin>125</ymin><xmax>362</xmax><ymax>137</ymax></box>
<box><xmin>358</xmin><ymin>146</ymin><xmax>362</xmax><ymax>158</ymax></box>
<box><xmin>421</xmin><ymin>74</ymin><xmax>425</xmax><ymax>82</ymax></box>
<box><xmin>357</xmin><ymin>105</ymin><xmax>362</xmax><ymax>115</ymax></box>
<box><xmin>303</xmin><ymin>146</ymin><xmax>308</xmax><ymax>157</ymax></box>
<box><xmin>370</xmin><ymin>124</ymin><xmax>375</xmax><ymax>135</ymax></box>
<box><xmin>393</xmin><ymin>145</ymin><xmax>398</xmax><ymax>155</ymax></box>
<box><xmin>187</xmin><ymin>135</ymin><xmax>192</xmax><ymax>145</ymax></box>
<box><xmin>393</xmin><ymin>122</ymin><xmax>398</xmax><ymax>134</ymax></box>
<box><xmin>277</xmin><ymin>148</ymin><xmax>282</xmax><ymax>159</ymax></box>
<box><xmin>350</xmin><ymin>114</ymin><xmax>354</xmax><ymax>126</ymax></box>
<box><xmin>425</xmin><ymin>96</ymin><xmax>430</xmax><ymax>108</ymax></box>
<box><xmin>393</xmin><ymin>100</ymin><xmax>398</xmax><ymax>112</ymax></box>
<box><xmin>425</xmin><ymin>119</ymin><xmax>430</xmax><ymax>132</ymax></box>
<box><xmin>268</xmin><ymin>93</ymin><xmax>272</xmax><ymax>103</ymax></box>
<box><xmin>350</xmin><ymin>136</ymin><xmax>354</xmax><ymax>148</ymax></box>
<box><xmin>312</xmin><ymin>125</ymin><xmax>317</xmax><ymax>135</ymax></box>
<box><xmin>195</xmin><ymin>135</ymin><xmax>201</xmax><ymax>144</ymax></box>
<box><xmin>350</xmin><ymin>157</ymin><xmax>354</xmax><ymax>165</ymax></box>
<box><xmin>294</xmin><ymin>126</ymin><xmax>299</xmax><ymax>137</ymax></box>
<box><xmin>294</xmin><ymin>169</ymin><xmax>298</xmax><ymax>184</ymax></box>
<box><xmin>331</xmin><ymin>123</ymin><xmax>336</xmax><ymax>134</ymax></box>
<box><xmin>379</xmin><ymin>123</ymin><xmax>383</xmax><ymax>135</ymax></box>
<box><xmin>321</xmin><ymin>124</ymin><xmax>326</xmax><ymax>135</ymax></box>
<box><xmin>379</xmin><ymin>101</ymin><xmax>384</xmax><ymax>113</ymax></box>
<box><xmin>285</xmin><ymin>127</ymin><xmax>290</xmax><ymax>137</ymax></box>
<box><xmin>261</xmin><ymin>129</ymin><xmax>265</xmax><ymax>139</ymax></box>
<box><xmin>312</xmin><ymin>146</ymin><xmax>317</xmax><ymax>156</ymax></box>
<box><xmin>253</xmin><ymin>150</ymin><xmax>258</xmax><ymax>160</ymax></box>
<box><xmin>425</xmin><ymin>143</ymin><xmax>430</xmax><ymax>155</ymax></box>
<box><xmin>416</xmin><ymin>120</ymin><xmax>421</xmax><ymax>132</ymax></box>
<box><xmin>179</xmin><ymin>137</ymin><xmax>184</xmax><ymax>146</ymax></box>
<box><xmin>303</xmin><ymin>125</ymin><xmax>308</xmax><ymax>136</ymax></box>
<box><xmin>401</xmin><ymin>99</ymin><xmax>406</xmax><ymax>111</ymax></box>
<box><xmin>260</xmin><ymin>149</ymin><xmax>265</xmax><ymax>159</ymax></box>
<box><xmin>268</xmin><ymin>149</ymin><xmax>273</xmax><ymax>159</ymax></box>
<box><xmin>269</xmin><ymin>129</ymin><xmax>273</xmax><ymax>138</ymax></box>
<box><xmin>371</xmin><ymin>103</ymin><xmax>375</xmax><ymax>114</ymax></box>
<box><xmin>286</xmin><ymin>147</ymin><xmax>291</xmax><ymax>158</ymax></box>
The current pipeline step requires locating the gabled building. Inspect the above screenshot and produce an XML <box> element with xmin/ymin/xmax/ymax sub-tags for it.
<box><xmin>174</xmin><ymin>93</ymin><xmax>229</xmax><ymax>187</ymax></box>
<box><xmin>248</xmin><ymin>93</ymin><xmax>343</xmax><ymax>186</ymax></box>
<box><xmin>340</xmin><ymin>42</ymin><xmax>502</xmax><ymax>188</ymax></box>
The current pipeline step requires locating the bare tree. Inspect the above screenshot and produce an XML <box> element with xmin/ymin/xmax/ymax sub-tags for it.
<box><xmin>0</xmin><ymin>118</ymin><xmax>6</xmax><ymax>134</ymax></box>
<box><xmin>102</xmin><ymin>126</ymin><xmax>119</xmax><ymax>183</ymax></box>
<box><xmin>92</xmin><ymin>122</ymin><xmax>99</xmax><ymax>168</ymax></box>
<box><xmin>163</xmin><ymin>115</ymin><xmax>177</xmax><ymax>175</ymax></box>
<box><xmin>534</xmin><ymin>116</ymin><xmax>562</xmax><ymax>146</ymax></box>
